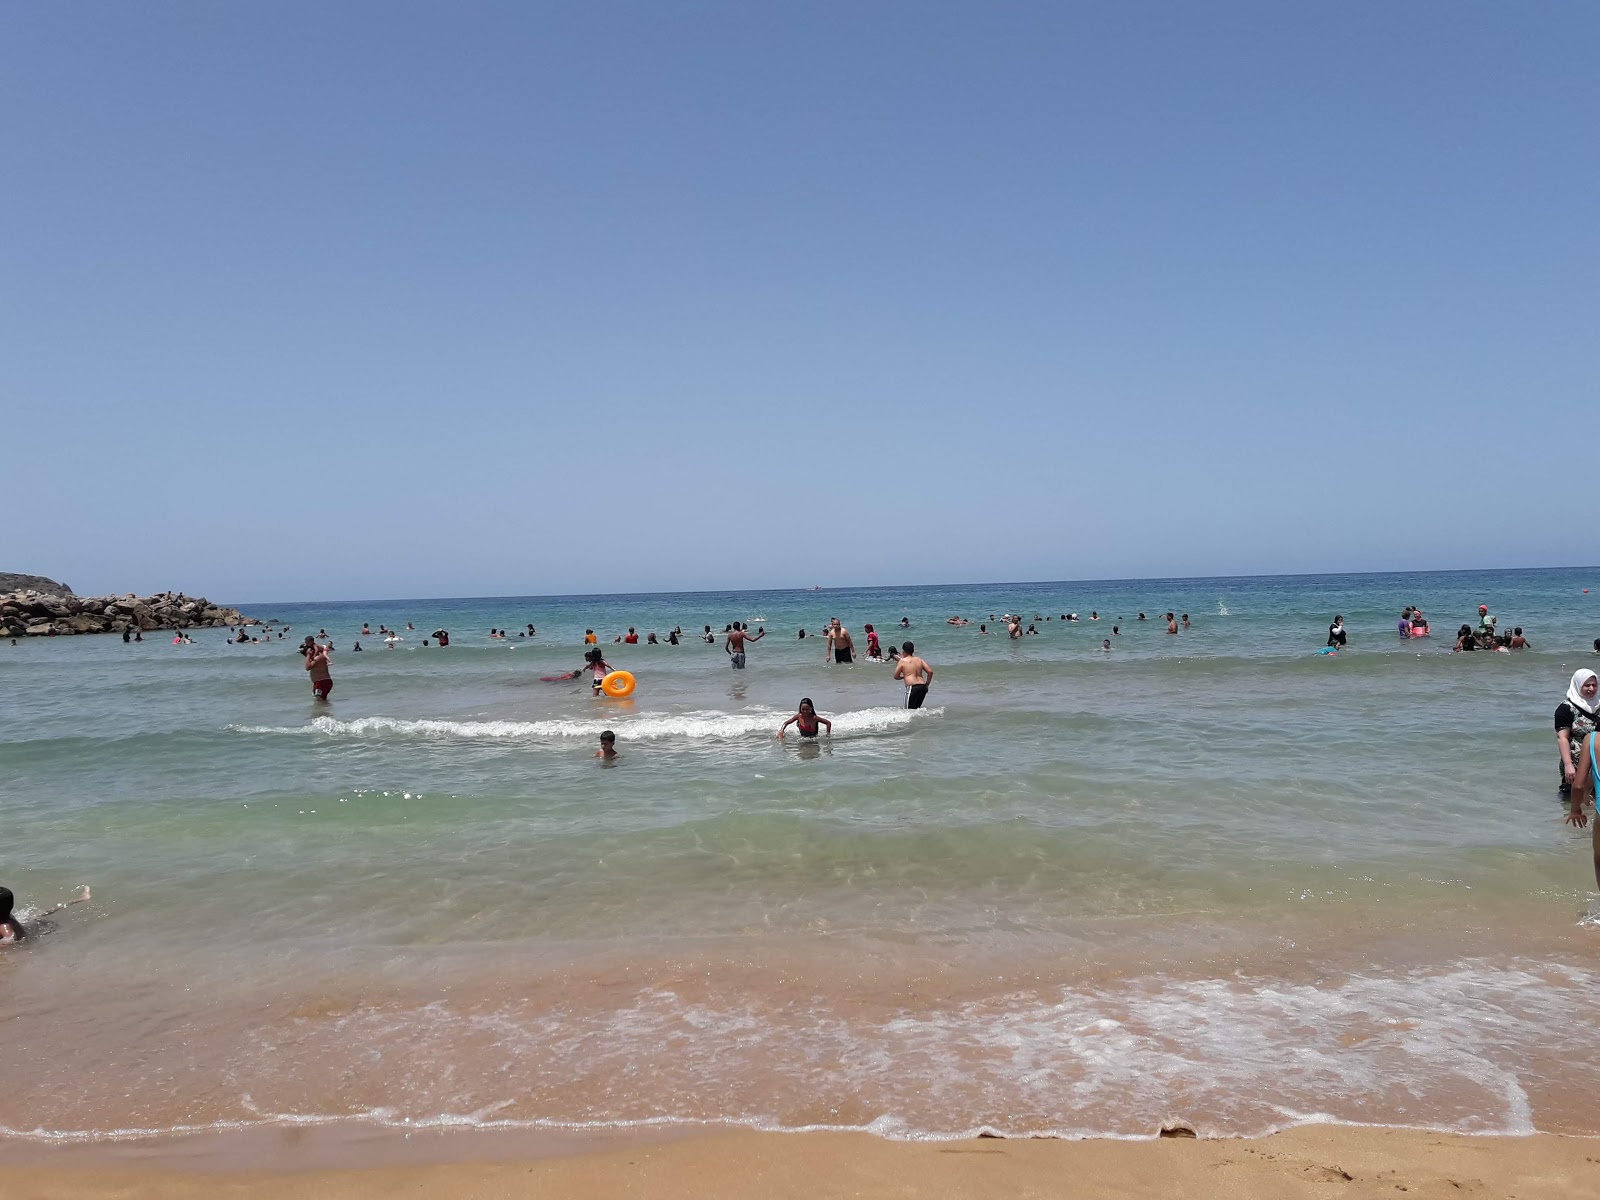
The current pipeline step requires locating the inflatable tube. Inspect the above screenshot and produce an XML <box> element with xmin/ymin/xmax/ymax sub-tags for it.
<box><xmin>601</xmin><ymin>670</ymin><xmax>636</xmax><ymax>698</ymax></box>
<box><xmin>1409</xmin><ymin>627</ymin><xmax>1430</xmax><ymax>638</ymax></box>
<box><xmin>1316</xmin><ymin>647</ymin><xmax>1338</xmax><ymax>655</ymax></box>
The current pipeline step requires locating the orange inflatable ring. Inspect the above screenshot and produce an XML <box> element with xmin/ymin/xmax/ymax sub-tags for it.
<box><xmin>601</xmin><ymin>670</ymin><xmax>636</xmax><ymax>698</ymax></box>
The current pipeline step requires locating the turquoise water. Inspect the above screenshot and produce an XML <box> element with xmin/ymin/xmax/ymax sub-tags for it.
<box><xmin>3</xmin><ymin>568</ymin><xmax>1600</xmax><ymax>1142</ymax></box>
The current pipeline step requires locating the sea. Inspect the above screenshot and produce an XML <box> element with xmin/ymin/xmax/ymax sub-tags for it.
<box><xmin>4</xmin><ymin>567</ymin><xmax>1600</xmax><ymax>1146</ymax></box>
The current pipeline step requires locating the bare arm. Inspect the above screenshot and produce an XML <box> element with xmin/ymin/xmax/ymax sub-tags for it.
<box><xmin>819</xmin><ymin>716</ymin><xmax>832</xmax><ymax>734</ymax></box>
<box><xmin>893</xmin><ymin>661</ymin><xmax>905</xmax><ymax>682</ymax></box>
<box><xmin>778</xmin><ymin>715</ymin><xmax>797</xmax><ymax>738</ymax></box>
<box><xmin>1569</xmin><ymin>733</ymin><xmax>1594</xmax><ymax>827</ymax></box>
<box><xmin>1559</xmin><ymin>728</ymin><xmax>1576</xmax><ymax>783</ymax></box>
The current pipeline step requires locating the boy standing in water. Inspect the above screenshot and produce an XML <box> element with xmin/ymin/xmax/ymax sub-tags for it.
<box><xmin>725</xmin><ymin>621</ymin><xmax>764</xmax><ymax>669</ymax></box>
<box><xmin>893</xmin><ymin>642</ymin><xmax>934</xmax><ymax>710</ymax></box>
<box><xmin>595</xmin><ymin>730</ymin><xmax>618</xmax><ymax>760</ymax></box>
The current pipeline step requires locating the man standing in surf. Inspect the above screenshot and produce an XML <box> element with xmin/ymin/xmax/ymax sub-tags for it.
<box><xmin>825</xmin><ymin>619</ymin><xmax>854</xmax><ymax>665</ymax></box>
<box><xmin>725</xmin><ymin>621</ymin><xmax>764</xmax><ymax>669</ymax></box>
<box><xmin>893</xmin><ymin>642</ymin><xmax>933</xmax><ymax>709</ymax></box>
<box><xmin>303</xmin><ymin>638</ymin><xmax>334</xmax><ymax>701</ymax></box>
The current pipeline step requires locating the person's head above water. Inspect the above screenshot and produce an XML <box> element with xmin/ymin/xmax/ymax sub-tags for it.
<box><xmin>902</xmin><ymin>641</ymin><xmax>914</xmax><ymax>655</ymax></box>
<box><xmin>1479</xmin><ymin>605</ymin><xmax>1489</xmax><ymax>614</ymax></box>
<box><xmin>1568</xmin><ymin>669</ymin><xmax>1600</xmax><ymax>715</ymax></box>
<box><xmin>799</xmin><ymin>697</ymin><xmax>815</xmax><ymax>715</ymax></box>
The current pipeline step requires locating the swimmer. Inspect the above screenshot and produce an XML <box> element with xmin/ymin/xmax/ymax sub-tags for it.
<box><xmin>1510</xmin><ymin>627</ymin><xmax>1531</xmax><ymax>649</ymax></box>
<box><xmin>864</xmin><ymin>624</ymin><xmax>882</xmax><ymax>660</ymax></box>
<box><xmin>978</xmin><ymin>623</ymin><xmax>989</xmax><ymax>634</ymax></box>
<box><xmin>1</xmin><ymin>885</ymin><xmax>91</xmax><ymax>943</ymax></box>
<box><xmin>1102</xmin><ymin>638</ymin><xmax>1112</xmax><ymax>651</ymax></box>
<box><xmin>353</xmin><ymin>641</ymin><xmax>363</xmax><ymax>651</ymax></box>
<box><xmin>584</xmin><ymin>629</ymin><xmax>597</xmax><ymax>645</ymax></box>
<box><xmin>1565</xmin><ymin>725</ymin><xmax>1600</xmax><ymax>888</ymax></box>
<box><xmin>624</xmin><ymin>627</ymin><xmax>638</xmax><ymax>644</ymax></box>
<box><xmin>1327</xmin><ymin>616</ymin><xmax>1347</xmax><ymax>649</ymax></box>
<box><xmin>893</xmin><ymin>642</ymin><xmax>934</xmax><ymax>709</ymax></box>
<box><xmin>825</xmin><ymin>619</ymin><xmax>854</xmax><ymax>664</ymax></box>
<box><xmin>1166</xmin><ymin>613</ymin><xmax>1178</xmax><ymax>634</ymax></box>
<box><xmin>583</xmin><ymin>648</ymin><xmax>614</xmax><ymax>694</ymax></box>
<box><xmin>726</xmin><ymin>621</ymin><xmax>764</xmax><ymax>669</ymax></box>
<box><xmin>1181</xmin><ymin>614</ymin><xmax>1190</xmax><ymax>630</ymax></box>
<box><xmin>595</xmin><ymin>730</ymin><xmax>618</xmax><ymax>761</ymax></box>
<box><xmin>778</xmin><ymin>697</ymin><xmax>831</xmax><ymax>739</ymax></box>
<box><xmin>1112</xmin><ymin>625</ymin><xmax>1120</xmax><ymax>636</ymax></box>
<box><xmin>899</xmin><ymin>617</ymin><xmax>910</xmax><ymax>628</ymax></box>
<box><xmin>304</xmin><ymin>639</ymin><xmax>334</xmax><ymax>699</ymax></box>
<box><xmin>1090</xmin><ymin>612</ymin><xmax>1099</xmax><ymax>620</ymax></box>
<box><xmin>647</xmin><ymin>632</ymin><xmax>659</xmax><ymax>644</ymax></box>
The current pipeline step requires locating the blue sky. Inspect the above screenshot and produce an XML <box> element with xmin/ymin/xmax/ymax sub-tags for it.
<box><xmin>3</xmin><ymin>3</ymin><xmax>1593</xmax><ymax>602</ymax></box>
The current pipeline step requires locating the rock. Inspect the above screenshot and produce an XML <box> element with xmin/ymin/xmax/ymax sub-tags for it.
<box><xmin>1</xmin><ymin>585</ymin><xmax>257</xmax><ymax>637</ymax></box>
<box><xmin>0</xmin><ymin>573</ymin><xmax>73</xmax><ymax>597</ymax></box>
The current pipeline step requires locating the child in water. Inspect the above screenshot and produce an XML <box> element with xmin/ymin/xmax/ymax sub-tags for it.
<box><xmin>778</xmin><ymin>698</ymin><xmax>832</xmax><ymax>739</ymax></box>
<box><xmin>864</xmin><ymin>624</ymin><xmax>882</xmax><ymax>660</ymax></box>
<box><xmin>582</xmin><ymin>648</ymin><xmax>614</xmax><ymax>695</ymax></box>
<box><xmin>1</xmin><ymin>885</ymin><xmax>91</xmax><ymax>943</ymax></box>
<box><xmin>595</xmin><ymin>730</ymin><xmax>618</xmax><ymax>760</ymax></box>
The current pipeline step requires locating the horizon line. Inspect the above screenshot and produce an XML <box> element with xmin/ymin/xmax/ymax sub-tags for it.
<box><xmin>227</xmin><ymin>563</ymin><xmax>1599</xmax><ymax>610</ymax></box>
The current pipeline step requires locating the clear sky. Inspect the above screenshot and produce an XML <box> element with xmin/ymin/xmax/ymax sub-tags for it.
<box><xmin>3</xmin><ymin>3</ymin><xmax>1594</xmax><ymax>602</ymax></box>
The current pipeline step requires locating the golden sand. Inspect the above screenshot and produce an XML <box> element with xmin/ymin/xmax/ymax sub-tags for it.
<box><xmin>4</xmin><ymin>1125</ymin><xmax>1599</xmax><ymax>1200</ymax></box>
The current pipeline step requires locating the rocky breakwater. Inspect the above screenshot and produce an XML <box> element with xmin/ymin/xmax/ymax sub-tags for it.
<box><xmin>0</xmin><ymin>575</ymin><xmax>257</xmax><ymax>639</ymax></box>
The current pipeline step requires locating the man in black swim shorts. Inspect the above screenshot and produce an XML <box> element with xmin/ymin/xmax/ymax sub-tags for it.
<box><xmin>826</xmin><ymin>619</ymin><xmax>854</xmax><ymax>664</ymax></box>
<box><xmin>893</xmin><ymin>642</ymin><xmax>933</xmax><ymax>709</ymax></box>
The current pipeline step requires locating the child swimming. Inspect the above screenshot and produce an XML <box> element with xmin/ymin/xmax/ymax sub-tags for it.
<box><xmin>778</xmin><ymin>698</ymin><xmax>832</xmax><ymax>739</ymax></box>
<box><xmin>0</xmin><ymin>885</ymin><xmax>90</xmax><ymax>943</ymax></box>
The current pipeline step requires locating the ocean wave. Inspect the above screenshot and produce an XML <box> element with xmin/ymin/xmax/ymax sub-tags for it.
<box><xmin>0</xmin><ymin>958</ymin><xmax>1581</xmax><ymax>1145</ymax></box>
<box><xmin>225</xmin><ymin>706</ymin><xmax>942</xmax><ymax>742</ymax></box>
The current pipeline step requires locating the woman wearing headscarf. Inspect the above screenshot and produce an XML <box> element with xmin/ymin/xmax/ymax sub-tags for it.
<box><xmin>1555</xmin><ymin>669</ymin><xmax>1600</xmax><ymax>802</ymax></box>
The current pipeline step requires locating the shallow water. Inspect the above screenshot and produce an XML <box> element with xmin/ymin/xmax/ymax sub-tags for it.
<box><xmin>3</xmin><ymin>568</ymin><xmax>1599</xmax><ymax>1142</ymax></box>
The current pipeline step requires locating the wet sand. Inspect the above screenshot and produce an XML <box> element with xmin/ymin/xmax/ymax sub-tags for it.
<box><xmin>3</xmin><ymin>1125</ymin><xmax>1598</xmax><ymax>1199</ymax></box>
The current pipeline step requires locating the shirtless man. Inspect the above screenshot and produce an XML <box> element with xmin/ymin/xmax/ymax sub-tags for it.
<box><xmin>893</xmin><ymin>641</ymin><xmax>934</xmax><ymax>709</ymax></box>
<box><xmin>1006</xmin><ymin>616</ymin><xmax>1022</xmax><ymax>640</ymax></box>
<box><xmin>304</xmin><ymin>639</ymin><xmax>334</xmax><ymax>700</ymax></box>
<box><xmin>825</xmin><ymin>619</ymin><xmax>854</xmax><ymax>665</ymax></box>
<box><xmin>725</xmin><ymin>621</ymin><xmax>764</xmax><ymax>669</ymax></box>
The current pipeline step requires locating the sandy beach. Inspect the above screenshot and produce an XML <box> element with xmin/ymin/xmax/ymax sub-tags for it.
<box><xmin>4</xmin><ymin>1126</ymin><xmax>1599</xmax><ymax>1199</ymax></box>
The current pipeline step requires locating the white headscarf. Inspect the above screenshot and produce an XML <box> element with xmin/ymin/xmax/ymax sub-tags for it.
<box><xmin>1568</xmin><ymin>669</ymin><xmax>1600</xmax><ymax>716</ymax></box>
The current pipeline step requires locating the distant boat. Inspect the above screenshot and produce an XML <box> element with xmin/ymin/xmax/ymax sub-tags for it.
<box><xmin>809</xmin><ymin>585</ymin><xmax>822</xmax><ymax>591</ymax></box>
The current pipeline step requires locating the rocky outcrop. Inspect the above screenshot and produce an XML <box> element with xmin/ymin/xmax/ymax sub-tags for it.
<box><xmin>0</xmin><ymin>587</ymin><xmax>258</xmax><ymax>639</ymax></box>
<box><xmin>0</xmin><ymin>573</ymin><xmax>73</xmax><ymax>597</ymax></box>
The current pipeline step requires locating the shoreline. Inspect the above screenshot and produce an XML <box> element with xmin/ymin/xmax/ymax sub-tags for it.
<box><xmin>2</xmin><ymin>1124</ymin><xmax>1596</xmax><ymax>1198</ymax></box>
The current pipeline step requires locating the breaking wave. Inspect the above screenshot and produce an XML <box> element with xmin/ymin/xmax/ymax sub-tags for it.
<box><xmin>226</xmin><ymin>706</ymin><xmax>942</xmax><ymax>742</ymax></box>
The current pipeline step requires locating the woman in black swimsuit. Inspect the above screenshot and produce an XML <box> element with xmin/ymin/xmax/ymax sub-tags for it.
<box><xmin>778</xmin><ymin>698</ymin><xmax>832</xmax><ymax>739</ymax></box>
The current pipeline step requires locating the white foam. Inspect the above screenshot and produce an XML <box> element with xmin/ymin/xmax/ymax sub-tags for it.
<box><xmin>49</xmin><ymin>958</ymin><xmax>1578</xmax><ymax>1146</ymax></box>
<box><xmin>227</xmin><ymin>707</ymin><xmax>942</xmax><ymax>743</ymax></box>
